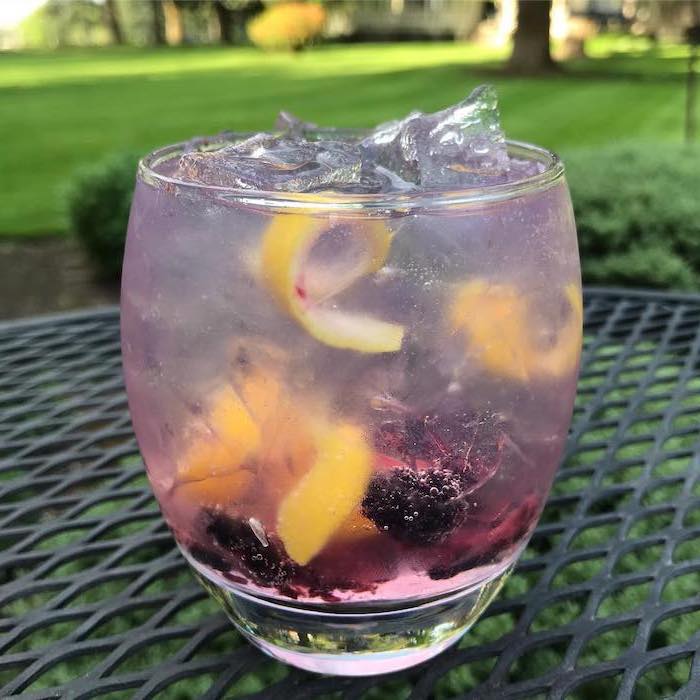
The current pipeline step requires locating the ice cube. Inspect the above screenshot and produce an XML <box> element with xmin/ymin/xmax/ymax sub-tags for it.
<box><xmin>178</xmin><ymin>133</ymin><xmax>364</xmax><ymax>192</ymax></box>
<box><xmin>182</xmin><ymin>130</ymin><xmax>238</xmax><ymax>154</ymax></box>
<box><xmin>371</xmin><ymin>164</ymin><xmax>417</xmax><ymax>193</ymax></box>
<box><xmin>359</xmin><ymin>111</ymin><xmax>423</xmax><ymax>184</ymax></box>
<box><xmin>504</xmin><ymin>157</ymin><xmax>546</xmax><ymax>180</ymax></box>
<box><xmin>275</xmin><ymin>110</ymin><xmax>317</xmax><ymax>137</ymax></box>
<box><xmin>176</xmin><ymin>86</ymin><xmax>526</xmax><ymax>194</ymax></box>
<box><xmin>360</xmin><ymin>85</ymin><xmax>510</xmax><ymax>188</ymax></box>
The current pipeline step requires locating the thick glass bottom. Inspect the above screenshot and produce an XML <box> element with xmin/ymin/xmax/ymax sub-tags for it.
<box><xmin>192</xmin><ymin>563</ymin><xmax>512</xmax><ymax>676</ymax></box>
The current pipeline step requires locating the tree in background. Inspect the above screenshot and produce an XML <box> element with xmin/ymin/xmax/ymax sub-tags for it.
<box><xmin>214</xmin><ymin>0</ymin><xmax>237</xmax><ymax>43</ymax></box>
<box><xmin>637</xmin><ymin>0</ymin><xmax>700</xmax><ymax>42</ymax></box>
<box><xmin>165</xmin><ymin>0</ymin><xmax>185</xmax><ymax>45</ymax></box>
<box><xmin>103</xmin><ymin>0</ymin><xmax>123</xmax><ymax>44</ymax></box>
<box><xmin>149</xmin><ymin>0</ymin><xmax>166</xmax><ymax>45</ymax></box>
<box><xmin>212</xmin><ymin>1</ymin><xmax>264</xmax><ymax>44</ymax></box>
<box><xmin>21</xmin><ymin>0</ymin><xmax>109</xmax><ymax>48</ymax></box>
<box><xmin>507</xmin><ymin>0</ymin><xmax>555</xmax><ymax>74</ymax></box>
<box><xmin>119</xmin><ymin>0</ymin><xmax>211</xmax><ymax>46</ymax></box>
<box><xmin>135</xmin><ymin>0</ymin><xmax>262</xmax><ymax>46</ymax></box>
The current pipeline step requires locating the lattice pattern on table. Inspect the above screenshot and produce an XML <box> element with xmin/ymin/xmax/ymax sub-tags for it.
<box><xmin>1</xmin><ymin>290</ymin><xmax>700</xmax><ymax>699</ymax></box>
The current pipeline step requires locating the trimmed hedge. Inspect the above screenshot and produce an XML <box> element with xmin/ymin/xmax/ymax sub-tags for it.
<box><xmin>66</xmin><ymin>143</ymin><xmax>700</xmax><ymax>289</ymax></box>
<box><xmin>65</xmin><ymin>151</ymin><xmax>139</xmax><ymax>281</ymax></box>
<box><xmin>565</xmin><ymin>143</ymin><xmax>700</xmax><ymax>290</ymax></box>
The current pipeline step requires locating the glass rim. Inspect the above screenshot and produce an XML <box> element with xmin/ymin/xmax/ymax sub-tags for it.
<box><xmin>138</xmin><ymin>133</ymin><xmax>565</xmax><ymax>211</ymax></box>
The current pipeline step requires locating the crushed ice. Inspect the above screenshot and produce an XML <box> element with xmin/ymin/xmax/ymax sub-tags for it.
<box><xmin>176</xmin><ymin>85</ymin><xmax>543</xmax><ymax>193</ymax></box>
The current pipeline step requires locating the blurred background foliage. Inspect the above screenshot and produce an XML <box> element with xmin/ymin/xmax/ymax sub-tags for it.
<box><xmin>247</xmin><ymin>2</ymin><xmax>326</xmax><ymax>50</ymax></box>
<box><xmin>1</xmin><ymin>0</ymin><xmax>700</xmax><ymax>305</ymax></box>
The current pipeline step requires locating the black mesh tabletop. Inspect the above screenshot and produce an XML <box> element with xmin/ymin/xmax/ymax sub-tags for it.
<box><xmin>2</xmin><ymin>288</ymin><xmax>700</xmax><ymax>700</ymax></box>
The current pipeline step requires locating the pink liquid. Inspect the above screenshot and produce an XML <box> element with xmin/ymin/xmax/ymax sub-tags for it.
<box><xmin>172</xmin><ymin>408</ymin><xmax>556</xmax><ymax>605</ymax></box>
<box><xmin>121</xmin><ymin>151</ymin><xmax>580</xmax><ymax>610</ymax></box>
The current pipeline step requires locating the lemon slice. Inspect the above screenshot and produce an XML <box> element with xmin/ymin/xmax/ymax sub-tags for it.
<box><xmin>450</xmin><ymin>280</ymin><xmax>582</xmax><ymax>381</ymax></box>
<box><xmin>450</xmin><ymin>280</ymin><xmax>531</xmax><ymax>381</ymax></box>
<box><xmin>175</xmin><ymin>386</ymin><xmax>260</xmax><ymax>506</ymax></box>
<box><xmin>277</xmin><ymin>422</ymin><xmax>373</xmax><ymax>565</ymax></box>
<box><xmin>260</xmin><ymin>213</ymin><xmax>404</xmax><ymax>353</ymax></box>
<box><xmin>232</xmin><ymin>359</ymin><xmax>316</xmax><ymax>503</ymax></box>
<box><xmin>237</xmin><ymin>364</ymin><xmax>282</xmax><ymax>426</ymax></box>
<box><xmin>536</xmin><ymin>283</ymin><xmax>582</xmax><ymax>377</ymax></box>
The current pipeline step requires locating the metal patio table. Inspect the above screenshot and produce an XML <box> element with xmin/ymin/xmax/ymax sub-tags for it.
<box><xmin>1</xmin><ymin>287</ymin><xmax>700</xmax><ymax>699</ymax></box>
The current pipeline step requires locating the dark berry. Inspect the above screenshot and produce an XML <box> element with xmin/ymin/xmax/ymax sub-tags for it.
<box><xmin>298</xmin><ymin>568</ymin><xmax>378</xmax><ymax>602</ymax></box>
<box><xmin>428</xmin><ymin>551</ymin><xmax>492</xmax><ymax>580</ymax></box>
<box><xmin>189</xmin><ymin>544</ymin><xmax>229</xmax><ymax>571</ymax></box>
<box><xmin>362</xmin><ymin>467</ymin><xmax>467</xmax><ymax>545</ymax></box>
<box><xmin>201</xmin><ymin>510</ymin><xmax>295</xmax><ymax>587</ymax></box>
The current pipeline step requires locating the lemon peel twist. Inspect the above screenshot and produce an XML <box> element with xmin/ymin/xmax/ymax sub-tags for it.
<box><xmin>276</xmin><ymin>422</ymin><xmax>373</xmax><ymax>565</ymax></box>
<box><xmin>450</xmin><ymin>280</ymin><xmax>582</xmax><ymax>382</ymax></box>
<box><xmin>260</xmin><ymin>213</ymin><xmax>404</xmax><ymax>353</ymax></box>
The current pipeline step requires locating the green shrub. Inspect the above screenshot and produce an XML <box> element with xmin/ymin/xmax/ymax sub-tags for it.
<box><xmin>247</xmin><ymin>2</ymin><xmax>325</xmax><ymax>52</ymax></box>
<box><xmin>65</xmin><ymin>151</ymin><xmax>138</xmax><ymax>281</ymax></box>
<box><xmin>67</xmin><ymin>143</ymin><xmax>700</xmax><ymax>289</ymax></box>
<box><xmin>565</xmin><ymin>143</ymin><xmax>700</xmax><ymax>290</ymax></box>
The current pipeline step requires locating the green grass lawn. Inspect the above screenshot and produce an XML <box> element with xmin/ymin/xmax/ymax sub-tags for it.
<box><xmin>0</xmin><ymin>36</ymin><xmax>692</xmax><ymax>236</ymax></box>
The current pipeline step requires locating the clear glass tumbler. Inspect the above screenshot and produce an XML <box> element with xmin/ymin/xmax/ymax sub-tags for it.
<box><xmin>121</xmin><ymin>135</ymin><xmax>581</xmax><ymax>676</ymax></box>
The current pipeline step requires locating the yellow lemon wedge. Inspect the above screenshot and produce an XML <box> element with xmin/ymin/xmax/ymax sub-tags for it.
<box><xmin>237</xmin><ymin>364</ymin><xmax>282</xmax><ymax>426</ymax></box>
<box><xmin>260</xmin><ymin>213</ymin><xmax>404</xmax><ymax>353</ymax></box>
<box><xmin>228</xmin><ymin>354</ymin><xmax>316</xmax><ymax>501</ymax></box>
<box><xmin>207</xmin><ymin>385</ymin><xmax>261</xmax><ymax>449</ymax></box>
<box><xmin>175</xmin><ymin>386</ymin><xmax>261</xmax><ymax>507</ymax></box>
<box><xmin>259</xmin><ymin>409</ymin><xmax>316</xmax><ymax>505</ymax></box>
<box><xmin>176</xmin><ymin>445</ymin><xmax>254</xmax><ymax>506</ymax></box>
<box><xmin>450</xmin><ymin>280</ymin><xmax>582</xmax><ymax>382</ymax></box>
<box><xmin>534</xmin><ymin>283</ymin><xmax>582</xmax><ymax>377</ymax></box>
<box><xmin>277</xmin><ymin>422</ymin><xmax>373</xmax><ymax>565</ymax></box>
<box><xmin>450</xmin><ymin>280</ymin><xmax>531</xmax><ymax>381</ymax></box>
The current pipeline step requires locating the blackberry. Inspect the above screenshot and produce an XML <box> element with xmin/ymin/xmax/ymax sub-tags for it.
<box><xmin>361</xmin><ymin>467</ymin><xmax>467</xmax><ymax>545</ymax></box>
<box><xmin>202</xmin><ymin>510</ymin><xmax>295</xmax><ymax>587</ymax></box>
<box><xmin>428</xmin><ymin>551</ymin><xmax>492</xmax><ymax>580</ymax></box>
<box><xmin>188</xmin><ymin>543</ymin><xmax>229</xmax><ymax>572</ymax></box>
<box><xmin>301</xmin><ymin>572</ymin><xmax>376</xmax><ymax>603</ymax></box>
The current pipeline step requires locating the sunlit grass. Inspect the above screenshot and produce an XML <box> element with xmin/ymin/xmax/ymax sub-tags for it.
<box><xmin>0</xmin><ymin>36</ymin><xmax>689</xmax><ymax>235</ymax></box>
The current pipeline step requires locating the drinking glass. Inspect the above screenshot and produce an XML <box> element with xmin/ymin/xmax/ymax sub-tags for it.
<box><xmin>121</xmin><ymin>134</ymin><xmax>581</xmax><ymax>675</ymax></box>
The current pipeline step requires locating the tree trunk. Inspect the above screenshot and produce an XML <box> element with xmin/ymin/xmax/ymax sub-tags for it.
<box><xmin>163</xmin><ymin>0</ymin><xmax>184</xmax><ymax>45</ymax></box>
<box><xmin>687</xmin><ymin>45</ymin><xmax>698</xmax><ymax>144</ymax></box>
<box><xmin>507</xmin><ymin>0</ymin><xmax>556</xmax><ymax>74</ymax></box>
<box><xmin>150</xmin><ymin>0</ymin><xmax>166</xmax><ymax>45</ymax></box>
<box><xmin>213</xmin><ymin>0</ymin><xmax>234</xmax><ymax>44</ymax></box>
<box><xmin>104</xmin><ymin>0</ymin><xmax>124</xmax><ymax>44</ymax></box>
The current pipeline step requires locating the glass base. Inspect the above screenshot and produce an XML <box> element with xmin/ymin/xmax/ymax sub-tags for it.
<box><xmin>193</xmin><ymin>564</ymin><xmax>512</xmax><ymax>676</ymax></box>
